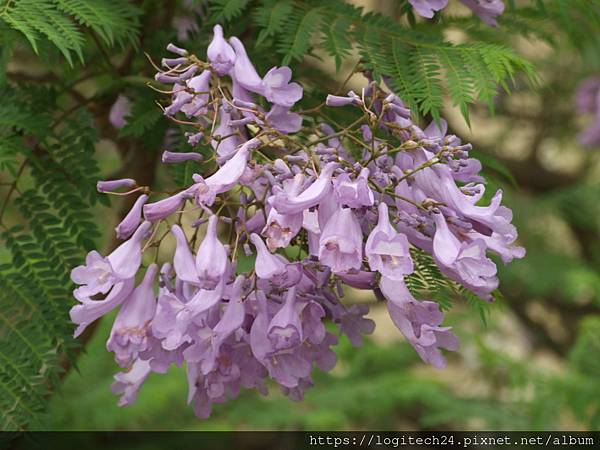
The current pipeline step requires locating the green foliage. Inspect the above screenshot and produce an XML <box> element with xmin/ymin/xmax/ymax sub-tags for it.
<box><xmin>0</xmin><ymin>85</ymin><xmax>102</xmax><ymax>430</ymax></box>
<box><xmin>209</xmin><ymin>0</ymin><xmax>249</xmax><ymax>22</ymax></box>
<box><xmin>0</xmin><ymin>0</ymin><xmax>141</xmax><ymax>65</ymax></box>
<box><xmin>213</xmin><ymin>0</ymin><xmax>539</xmax><ymax>124</ymax></box>
<box><xmin>253</xmin><ymin>0</ymin><xmax>294</xmax><ymax>47</ymax></box>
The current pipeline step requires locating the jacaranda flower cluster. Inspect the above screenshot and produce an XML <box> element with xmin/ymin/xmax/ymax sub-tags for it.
<box><xmin>71</xmin><ymin>24</ymin><xmax>524</xmax><ymax>418</ymax></box>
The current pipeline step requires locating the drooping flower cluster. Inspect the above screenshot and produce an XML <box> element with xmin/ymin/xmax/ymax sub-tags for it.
<box><xmin>70</xmin><ymin>25</ymin><xmax>524</xmax><ymax>418</ymax></box>
<box><xmin>575</xmin><ymin>76</ymin><xmax>600</xmax><ymax>148</ymax></box>
<box><xmin>409</xmin><ymin>0</ymin><xmax>505</xmax><ymax>26</ymax></box>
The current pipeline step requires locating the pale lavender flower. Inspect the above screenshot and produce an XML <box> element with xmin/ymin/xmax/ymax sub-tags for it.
<box><xmin>71</xmin><ymin>221</ymin><xmax>151</xmax><ymax>300</ymax></box>
<box><xmin>338</xmin><ymin>304</ymin><xmax>375</xmax><ymax>347</ymax></box>
<box><xmin>193</xmin><ymin>138</ymin><xmax>261</xmax><ymax>206</ymax></box>
<box><xmin>143</xmin><ymin>192</ymin><xmax>186</xmax><ymax>221</ymax></box>
<box><xmin>107</xmin><ymin>264</ymin><xmax>158</xmax><ymax>367</ymax></box>
<box><xmin>333</xmin><ymin>168</ymin><xmax>374</xmax><ymax>208</ymax></box>
<box><xmin>115</xmin><ymin>194</ymin><xmax>148</xmax><ymax>240</ymax></box>
<box><xmin>460</xmin><ymin>0</ymin><xmax>505</xmax><ymax>26</ymax></box>
<box><xmin>263</xmin><ymin>206</ymin><xmax>303</xmax><ymax>251</ymax></box>
<box><xmin>195</xmin><ymin>215</ymin><xmax>228</xmax><ymax>289</ymax></box>
<box><xmin>166</xmin><ymin>43</ymin><xmax>188</xmax><ymax>56</ymax></box>
<box><xmin>265</xmin><ymin>105</ymin><xmax>303</xmax><ymax>133</ymax></box>
<box><xmin>326</xmin><ymin>93</ymin><xmax>360</xmax><ymax>107</ymax></box>
<box><xmin>250</xmin><ymin>233</ymin><xmax>302</xmax><ymax>287</ymax></box>
<box><xmin>187</xmin><ymin>131</ymin><xmax>204</xmax><ymax>146</ymax></box>
<box><xmin>576</xmin><ymin>77</ymin><xmax>600</xmax><ymax>114</ymax></box>
<box><xmin>161</xmin><ymin>151</ymin><xmax>203</xmax><ymax>164</ymax></box>
<box><xmin>267</xmin><ymin>288</ymin><xmax>302</xmax><ymax>350</ymax></box>
<box><xmin>181</xmin><ymin>70</ymin><xmax>212</xmax><ymax>117</ymax></box>
<box><xmin>380</xmin><ymin>276</ymin><xmax>459</xmax><ymax>368</ymax></box>
<box><xmin>432</xmin><ymin>213</ymin><xmax>498</xmax><ymax>299</ymax></box>
<box><xmin>184</xmin><ymin>276</ymin><xmax>246</xmax><ymax>374</ymax></box>
<box><xmin>171</xmin><ymin>224</ymin><xmax>200</xmax><ymax>285</ymax></box>
<box><xmin>207</xmin><ymin>24</ymin><xmax>237</xmax><ymax>76</ymax></box>
<box><xmin>318</xmin><ymin>205</ymin><xmax>363</xmax><ymax>273</ymax></box>
<box><xmin>111</xmin><ymin>359</ymin><xmax>152</xmax><ymax>407</ymax></box>
<box><xmin>365</xmin><ymin>202</ymin><xmax>413</xmax><ymax>280</ymax></box>
<box><xmin>109</xmin><ymin>95</ymin><xmax>131</xmax><ymax>129</ymax></box>
<box><xmin>261</xmin><ymin>67</ymin><xmax>303</xmax><ymax>107</ymax></box>
<box><xmin>250</xmin><ymin>292</ymin><xmax>312</xmax><ymax>388</ymax></box>
<box><xmin>263</xmin><ymin>176</ymin><xmax>304</xmax><ymax>250</ymax></box>
<box><xmin>408</xmin><ymin>0</ymin><xmax>448</xmax><ymax>18</ymax></box>
<box><xmin>337</xmin><ymin>270</ymin><xmax>377</xmax><ymax>290</ymax></box>
<box><xmin>97</xmin><ymin>178</ymin><xmax>135</xmax><ymax>193</ymax></box>
<box><xmin>70</xmin><ymin>278</ymin><xmax>135</xmax><ymax>338</ymax></box>
<box><xmin>269</xmin><ymin>163</ymin><xmax>339</xmax><ymax>214</ymax></box>
<box><xmin>211</xmin><ymin>108</ymin><xmax>244</xmax><ymax>162</ymax></box>
<box><xmin>229</xmin><ymin>37</ymin><xmax>263</xmax><ymax>92</ymax></box>
<box><xmin>164</xmin><ymin>88</ymin><xmax>194</xmax><ymax>116</ymax></box>
<box><xmin>575</xmin><ymin>76</ymin><xmax>600</xmax><ymax>148</ymax></box>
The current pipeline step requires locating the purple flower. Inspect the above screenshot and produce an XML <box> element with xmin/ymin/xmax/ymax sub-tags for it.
<box><xmin>207</xmin><ymin>24</ymin><xmax>236</xmax><ymax>76</ymax></box>
<box><xmin>166</xmin><ymin>43</ymin><xmax>188</xmax><ymax>56</ymax></box>
<box><xmin>109</xmin><ymin>95</ymin><xmax>131</xmax><ymax>129</ymax></box>
<box><xmin>211</xmin><ymin>108</ymin><xmax>244</xmax><ymax>162</ymax></box>
<box><xmin>250</xmin><ymin>292</ymin><xmax>312</xmax><ymax>388</ymax></box>
<box><xmin>193</xmin><ymin>138</ymin><xmax>261</xmax><ymax>206</ymax></box>
<box><xmin>97</xmin><ymin>178</ymin><xmax>135</xmax><ymax>193</ymax></box>
<box><xmin>171</xmin><ymin>224</ymin><xmax>200</xmax><ymax>285</ymax></box>
<box><xmin>365</xmin><ymin>202</ymin><xmax>413</xmax><ymax>280</ymax></box>
<box><xmin>143</xmin><ymin>192</ymin><xmax>186</xmax><ymax>221</ymax></box>
<box><xmin>267</xmin><ymin>288</ymin><xmax>302</xmax><ymax>350</ymax></box>
<box><xmin>337</xmin><ymin>270</ymin><xmax>377</xmax><ymax>290</ymax></box>
<box><xmin>250</xmin><ymin>233</ymin><xmax>302</xmax><ymax>287</ymax></box>
<box><xmin>575</xmin><ymin>77</ymin><xmax>600</xmax><ymax>148</ymax></box>
<box><xmin>71</xmin><ymin>221</ymin><xmax>151</xmax><ymax>299</ymax></box>
<box><xmin>187</xmin><ymin>131</ymin><xmax>204</xmax><ymax>146</ymax></box>
<box><xmin>269</xmin><ymin>163</ymin><xmax>339</xmax><ymax>214</ymax></box>
<box><xmin>172</xmin><ymin>16</ymin><xmax>199</xmax><ymax>42</ymax></box>
<box><xmin>318</xmin><ymin>205</ymin><xmax>363</xmax><ymax>273</ymax></box>
<box><xmin>115</xmin><ymin>194</ymin><xmax>148</xmax><ymax>240</ymax></box>
<box><xmin>161</xmin><ymin>151</ymin><xmax>203</xmax><ymax>164</ymax></box>
<box><xmin>111</xmin><ymin>359</ymin><xmax>152</xmax><ymax>407</ymax></box>
<box><xmin>326</xmin><ymin>93</ymin><xmax>360</xmax><ymax>107</ymax></box>
<box><xmin>263</xmin><ymin>197</ymin><xmax>303</xmax><ymax>251</ymax></box>
<box><xmin>261</xmin><ymin>67</ymin><xmax>303</xmax><ymax>107</ymax></box>
<box><xmin>408</xmin><ymin>0</ymin><xmax>448</xmax><ymax>18</ymax></box>
<box><xmin>432</xmin><ymin>213</ymin><xmax>498</xmax><ymax>299</ymax></box>
<box><xmin>460</xmin><ymin>0</ymin><xmax>505</xmax><ymax>26</ymax></box>
<box><xmin>229</xmin><ymin>36</ymin><xmax>263</xmax><ymax>93</ymax></box>
<box><xmin>70</xmin><ymin>278</ymin><xmax>135</xmax><ymax>338</ymax></box>
<box><xmin>181</xmin><ymin>70</ymin><xmax>212</xmax><ymax>117</ymax></box>
<box><xmin>107</xmin><ymin>264</ymin><xmax>158</xmax><ymax>367</ymax></box>
<box><xmin>184</xmin><ymin>276</ymin><xmax>246</xmax><ymax>374</ymax></box>
<box><xmin>413</xmin><ymin>164</ymin><xmax>512</xmax><ymax>239</ymax></box>
<box><xmin>164</xmin><ymin>88</ymin><xmax>194</xmax><ymax>116</ymax></box>
<box><xmin>152</xmin><ymin>285</ymin><xmax>223</xmax><ymax>350</ymax></box>
<box><xmin>333</xmin><ymin>168</ymin><xmax>374</xmax><ymax>208</ymax></box>
<box><xmin>576</xmin><ymin>77</ymin><xmax>600</xmax><ymax>114</ymax></box>
<box><xmin>265</xmin><ymin>105</ymin><xmax>303</xmax><ymax>134</ymax></box>
<box><xmin>195</xmin><ymin>215</ymin><xmax>228</xmax><ymax>289</ymax></box>
<box><xmin>338</xmin><ymin>304</ymin><xmax>375</xmax><ymax>347</ymax></box>
<box><xmin>380</xmin><ymin>276</ymin><xmax>459</xmax><ymax>368</ymax></box>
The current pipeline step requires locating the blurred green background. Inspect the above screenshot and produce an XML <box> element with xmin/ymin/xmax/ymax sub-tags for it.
<box><xmin>2</xmin><ymin>0</ymin><xmax>600</xmax><ymax>432</ymax></box>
